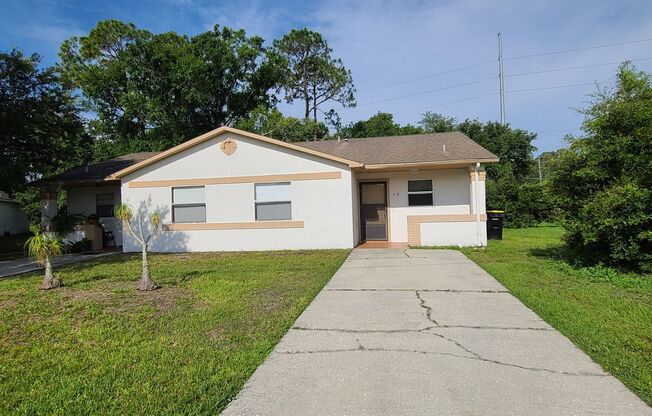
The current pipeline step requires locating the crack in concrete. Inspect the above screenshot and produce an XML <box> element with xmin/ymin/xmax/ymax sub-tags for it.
<box><xmin>288</xmin><ymin>281</ymin><xmax>575</xmax><ymax>380</ymax></box>
<box><xmin>419</xmin><ymin>330</ymin><xmax>482</xmax><ymax>359</ymax></box>
<box><xmin>324</xmin><ymin>288</ymin><xmax>508</xmax><ymax>293</ymax></box>
<box><xmin>291</xmin><ymin>325</ymin><xmax>552</xmax><ymax>333</ymax></box>
<box><xmin>412</xmin><ymin>293</ymin><xmax>570</xmax><ymax>374</ymax></box>
<box><xmin>415</xmin><ymin>290</ymin><xmax>440</xmax><ymax>326</ymax></box>
<box><xmin>355</xmin><ymin>338</ymin><xmax>365</xmax><ymax>351</ymax></box>
<box><xmin>436</xmin><ymin>325</ymin><xmax>554</xmax><ymax>331</ymax></box>
<box><xmin>340</xmin><ymin>262</ymin><xmax>472</xmax><ymax>269</ymax></box>
<box><xmin>291</xmin><ymin>326</ymin><xmax>436</xmax><ymax>334</ymax></box>
<box><xmin>276</xmin><ymin>347</ymin><xmax>607</xmax><ymax>377</ymax></box>
<box><xmin>287</xmin><ymin>325</ymin><xmax>595</xmax><ymax>377</ymax></box>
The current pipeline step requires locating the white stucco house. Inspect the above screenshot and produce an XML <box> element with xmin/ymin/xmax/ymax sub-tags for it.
<box><xmin>0</xmin><ymin>191</ymin><xmax>29</xmax><ymax>236</ymax></box>
<box><xmin>39</xmin><ymin>126</ymin><xmax>498</xmax><ymax>252</ymax></box>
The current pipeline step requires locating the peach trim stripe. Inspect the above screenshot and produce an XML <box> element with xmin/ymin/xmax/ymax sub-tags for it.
<box><xmin>162</xmin><ymin>220</ymin><xmax>304</xmax><ymax>231</ymax></box>
<box><xmin>129</xmin><ymin>171</ymin><xmax>342</xmax><ymax>188</ymax></box>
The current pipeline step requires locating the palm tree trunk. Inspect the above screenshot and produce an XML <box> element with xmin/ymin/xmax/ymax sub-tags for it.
<box><xmin>40</xmin><ymin>256</ymin><xmax>61</xmax><ymax>290</ymax></box>
<box><xmin>137</xmin><ymin>244</ymin><xmax>159</xmax><ymax>291</ymax></box>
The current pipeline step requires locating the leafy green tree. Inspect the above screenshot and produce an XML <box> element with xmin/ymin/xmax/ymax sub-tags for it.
<box><xmin>548</xmin><ymin>64</ymin><xmax>652</xmax><ymax>269</ymax></box>
<box><xmin>486</xmin><ymin>175</ymin><xmax>554</xmax><ymax>227</ymax></box>
<box><xmin>25</xmin><ymin>225</ymin><xmax>65</xmax><ymax>290</ymax></box>
<box><xmin>457</xmin><ymin>120</ymin><xmax>539</xmax><ymax>227</ymax></box>
<box><xmin>60</xmin><ymin>20</ymin><xmax>283</xmax><ymax>158</ymax></box>
<box><xmin>0</xmin><ymin>49</ymin><xmax>90</xmax><ymax>195</ymax></box>
<box><xmin>416</xmin><ymin>112</ymin><xmax>541</xmax><ymax>226</ymax></box>
<box><xmin>456</xmin><ymin>119</ymin><xmax>536</xmax><ymax>181</ymax></box>
<box><xmin>417</xmin><ymin>113</ymin><xmax>536</xmax><ymax>181</ymax></box>
<box><xmin>341</xmin><ymin>112</ymin><xmax>423</xmax><ymax>138</ymax></box>
<box><xmin>273</xmin><ymin>28</ymin><xmax>355</xmax><ymax>128</ymax></box>
<box><xmin>235</xmin><ymin>107</ymin><xmax>328</xmax><ymax>142</ymax></box>
<box><xmin>528</xmin><ymin>151</ymin><xmax>560</xmax><ymax>182</ymax></box>
<box><xmin>418</xmin><ymin>112</ymin><xmax>457</xmax><ymax>133</ymax></box>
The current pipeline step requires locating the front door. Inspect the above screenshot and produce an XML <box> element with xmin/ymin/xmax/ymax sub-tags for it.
<box><xmin>360</xmin><ymin>182</ymin><xmax>388</xmax><ymax>241</ymax></box>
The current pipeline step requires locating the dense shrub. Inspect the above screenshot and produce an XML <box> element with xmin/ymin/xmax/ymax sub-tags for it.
<box><xmin>487</xmin><ymin>176</ymin><xmax>554</xmax><ymax>228</ymax></box>
<box><xmin>563</xmin><ymin>182</ymin><xmax>652</xmax><ymax>270</ymax></box>
<box><xmin>548</xmin><ymin>64</ymin><xmax>652</xmax><ymax>270</ymax></box>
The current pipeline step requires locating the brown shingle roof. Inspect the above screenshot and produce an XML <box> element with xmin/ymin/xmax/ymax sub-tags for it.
<box><xmin>41</xmin><ymin>152</ymin><xmax>161</xmax><ymax>185</ymax></box>
<box><xmin>295</xmin><ymin>132</ymin><xmax>497</xmax><ymax>166</ymax></box>
<box><xmin>41</xmin><ymin>130</ymin><xmax>497</xmax><ymax>186</ymax></box>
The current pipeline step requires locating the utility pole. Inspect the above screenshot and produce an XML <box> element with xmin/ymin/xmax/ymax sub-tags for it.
<box><xmin>498</xmin><ymin>32</ymin><xmax>506</xmax><ymax>125</ymax></box>
<box><xmin>538</xmin><ymin>157</ymin><xmax>543</xmax><ymax>182</ymax></box>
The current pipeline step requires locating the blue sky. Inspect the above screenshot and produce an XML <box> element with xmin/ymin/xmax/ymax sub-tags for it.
<box><xmin>3</xmin><ymin>0</ymin><xmax>652</xmax><ymax>154</ymax></box>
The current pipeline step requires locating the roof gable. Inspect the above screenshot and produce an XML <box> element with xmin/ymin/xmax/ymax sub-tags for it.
<box><xmin>106</xmin><ymin>127</ymin><xmax>362</xmax><ymax>180</ymax></box>
<box><xmin>40</xmin><ymin>128</ymin><xmax>499</xmax><ymax>186</ymax></box>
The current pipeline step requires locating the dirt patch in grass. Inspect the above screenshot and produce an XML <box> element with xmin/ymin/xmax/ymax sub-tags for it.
<box><xmin>0</xmin><ymin>298</ymin><xmax>19</xmax><ymax>311</ymax></box>
<box><xmin>63</xmin><ymin>282</ymin><xmax>187</xmax><ymax>316</ymax></box>
<box><xmin>256</xmin><ymin>287</ymin><xmax>287</xmax><ymax>314</ymax></box>
<box><xmin>206</xmin><ymin>321</ymin><xmax>242</xmax><ymax>344</ymax></box>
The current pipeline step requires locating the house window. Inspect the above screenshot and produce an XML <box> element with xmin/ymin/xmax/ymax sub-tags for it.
<box><xmin>96</xmin><ymin>193</ymin><xmax>115</xmax><ymax>217</ymax></box>
<box><xmin>407</xmin><ymin>179</ymin><xmax>434</xmax><ymax>206</ymax></box>
<box><xmin>172</xmin><ymin>186</ymin><xmax>206</xmax><ymax>223</ymax></box>
<box><xmin>254</xmin><ymin>182</ymin><xmax>291</xmax><ymax>220</ymax></box>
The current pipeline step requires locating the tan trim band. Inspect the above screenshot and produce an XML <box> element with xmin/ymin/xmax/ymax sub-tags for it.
<box><xmin>129</xmin><ymin>171</ymin><xmax>341</xmax><ymax>188</ymax></box>
<box><xmin>407</xmin><ymin>214</ymin><xmax>487</xmax><ymax>246</ymax></box>
<box><xmin>469</xmin><ymin>171</ymin><xmax>487</xmax><ymax>181</ymax></box>
<box><xmin>408</xmin><ymin>214</ymin><xmax>487</xmax><ymax>223</ymax></box>
<box><xmin>162</xmin><ymin>220</ymin><xmax>304</xmax><ymax>231</ymax></box>
<box><xmin>107</xmin><ymin>126</ymin><xmax>362</xmax><ymax>179</ymax></box>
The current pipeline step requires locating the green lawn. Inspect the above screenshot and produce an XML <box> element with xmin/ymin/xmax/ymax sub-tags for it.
<box><xmin>0</xmin><ymin>233</ymin><xmax>30</xmax><ymax>261</ymax></box>
<box><xmin>461</xmin><ymin>226</ymin><xmax>652</xmax><ymax>406</ymax></box>
<box><xmin>0</xmin><ymin>249</ymin><xmax>349</xmax><ymax>415</ymax></box>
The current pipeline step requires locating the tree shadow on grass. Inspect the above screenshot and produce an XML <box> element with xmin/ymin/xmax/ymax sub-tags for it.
<box><xmin>528</xmin><ymin>243</ymin><xmax>598</xmax><ymax>269</ymax></box>
<box><xmin>529</xmin><ymin>241</ymin><xmax>647</xmax><ymax>277</ymax></box>
<box><xmin>59</xmin><ymin>253</ymin><xmax>141</xmax><ymax>287</ymax></box>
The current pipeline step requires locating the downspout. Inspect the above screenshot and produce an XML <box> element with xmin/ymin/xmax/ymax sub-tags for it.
<box><xmin>474</xmin><ymin>162</ymin><xmax>481</xmax><ymax>247</ymax></box>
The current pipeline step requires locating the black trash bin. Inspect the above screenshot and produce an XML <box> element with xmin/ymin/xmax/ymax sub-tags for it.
<box><xmin>486</xmin><ymin>210</ymin><xmax>505</xmax><ymax>240</ymax></box>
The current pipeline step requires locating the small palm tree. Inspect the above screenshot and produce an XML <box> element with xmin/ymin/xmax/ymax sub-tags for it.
<box><xmin>25</xmin><ymin>225</ymin><xmax>65</xmax><ymax>290</ymax></box>
<box><xmin>115</xmin><ymin>203</ymin><xmax>160</xmax><ymax>291</ymax></box>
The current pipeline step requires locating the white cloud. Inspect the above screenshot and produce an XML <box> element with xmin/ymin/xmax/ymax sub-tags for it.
<box><xmin>7</xmin><ymin>0</ymin><xmax>652</xmax><ymax>153</ymax></box>
<box><xmin>290</xmin><ymin>0</ymin><xmax>652</xmax><ymax>152</ymax></box>
<box><xmin>197</xmin><ymin>0</ymin><xmax>288</xmax><ymax>39</ymax></box>
<box><xmin>26</xmin><ymin>24</ymin><xmax>84</xmax><ymax>46</ymax></box>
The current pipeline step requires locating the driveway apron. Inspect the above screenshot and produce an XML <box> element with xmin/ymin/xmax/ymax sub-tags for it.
<box><xmin>222</xmin><ymin>249</ymin><xmax>651</xmax><ymax>416</ymax></box>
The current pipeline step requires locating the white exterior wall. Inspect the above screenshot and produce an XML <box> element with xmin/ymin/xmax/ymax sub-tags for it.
<box><xmin>66</xmin><ymin>185</ymin><xmax>122</xmax><ymax>245</ymax></box>
<box><xmin>420</xmin><ymin>221</ymin><xmax>487</xmax><ymax>246</ymax></box>
<box><xmin>356</xmin><ymin>167</ymin><xmax>487</xmax><ymax>247</ymax></box>
<box><xmin>357</xmin><ymin>169</ymin><xmax>472</xmax><ymax>242</ymax></box>
<box><xmin>120</xmin><ymin>132</ymin><xmax>355</xmax><ymax>252</ymax></box>
<box><xmin>0</xmin><ymin>201</ymin><xmax>29</xmax><ymax>235</ymax></box>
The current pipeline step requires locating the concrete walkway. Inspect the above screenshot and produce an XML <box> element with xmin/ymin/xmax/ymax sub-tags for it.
<box><xmin>223</xmin><ymin>249</ymin><xmax>651</xmax><ymax>416</ymax></box>
<box><xmin>0</xmin><ymin>251</ymin><xmax>119</xmax><ymax>278</ymax></box>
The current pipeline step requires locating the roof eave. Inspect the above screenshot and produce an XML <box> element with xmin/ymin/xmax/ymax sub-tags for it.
<box><xmin>106</xmin><ymin>126</ymin><xmax>362</xmax><ymax>180</ymax></box>
<box><xmin>355</xmin><ymin>158</ymin><xmax>500</xmax><ymax>172</ymax></box>
<box><xmin>32</xmin><ymin>178</ymin><xmax>121</xmax><ymax>188</ymax></box>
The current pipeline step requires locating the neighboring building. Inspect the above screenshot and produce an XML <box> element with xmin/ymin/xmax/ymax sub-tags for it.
<box><xmin>39</xmin><ymin>127</ymin><xmax>497</xmax><ymax>251</ymax></box>
<box><xmin>0</xmin><ymin>192</ymin><xmax>29</xmax><ymax>236</ymax></box>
